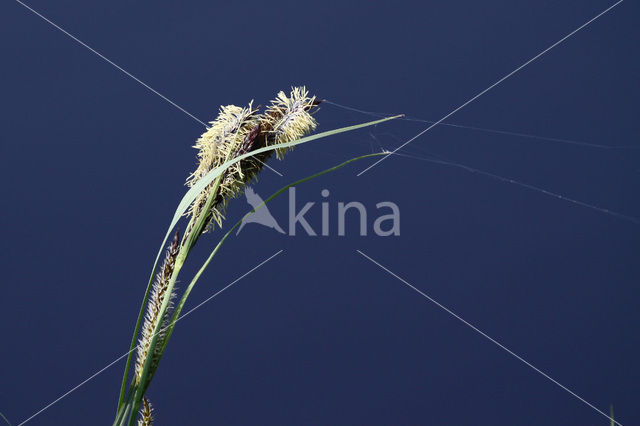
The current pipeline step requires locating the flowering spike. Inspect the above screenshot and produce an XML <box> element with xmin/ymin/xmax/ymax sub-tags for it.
<box><xmin>260</xmin><ymin>86</ymin><xmax>318</xmax><ymax>158</ymax></box>
<box><xmin>184</xmin><ymin>86</ymin><xmax>319</xmax><ymax>234</ymax></box>
<box><xmin>135</xmin><ymin>229</ymin><xmax>180</xmax><ymax>383</ymax></box>
<box><xmin>137</xmin><ymin>397</ymin><xmax>153</xmax><ymax>426</ymax></box>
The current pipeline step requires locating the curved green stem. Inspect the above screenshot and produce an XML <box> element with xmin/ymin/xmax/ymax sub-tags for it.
<box><xmin>157</xmin><ymin>152</ymin><xmax>385</xmax><ymax>366</ymax></box>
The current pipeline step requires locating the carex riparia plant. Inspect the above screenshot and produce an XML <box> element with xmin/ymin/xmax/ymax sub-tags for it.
<box><xmin>113</xmin><ymin>87</ymin><xmax>400</xmax><ymax>425</ymax></box>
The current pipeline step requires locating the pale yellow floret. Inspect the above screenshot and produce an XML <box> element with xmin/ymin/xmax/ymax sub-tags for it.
<box><xmin>261</xmin><ymin>86</ymin><xmax>318</xmax><ymax>158</ymax></box>
<box><xmin>186</xmin><ymin>103</ymin><xmax>259</xmax><ymax>226</ymax></box>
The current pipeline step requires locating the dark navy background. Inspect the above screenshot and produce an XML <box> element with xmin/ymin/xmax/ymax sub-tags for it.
<box><xmin>1</xmin><ymin>1</ymin><xmax>639</xmax><ymax>424</ymax></box>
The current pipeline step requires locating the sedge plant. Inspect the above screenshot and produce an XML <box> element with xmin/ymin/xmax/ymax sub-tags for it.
<box><xmin>113</xmin><ymin>86</ymin><xmax>400</xmax><ymax>425</ymax></box>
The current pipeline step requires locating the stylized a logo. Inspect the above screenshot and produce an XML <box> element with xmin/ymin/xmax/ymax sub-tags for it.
<box><xmin>236</xmin><ymin>187</ymin><xmax>285</xmax><ymax>235</ymax></box>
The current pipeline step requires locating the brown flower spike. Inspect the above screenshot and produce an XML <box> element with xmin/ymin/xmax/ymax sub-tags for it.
<box><xmin>134</xmin><ymin>230</ymin><xmax>180</xmax><ymax>383</ymax></box>
<box><xmin>137</xmin><ymin>397</ymin><xmax>153</xmax><ymax>426</ymax></box>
